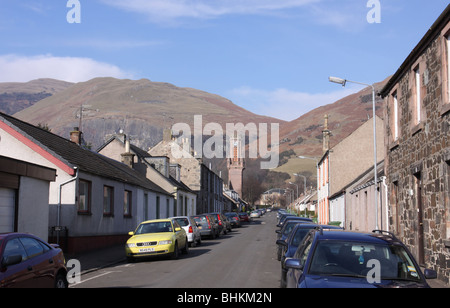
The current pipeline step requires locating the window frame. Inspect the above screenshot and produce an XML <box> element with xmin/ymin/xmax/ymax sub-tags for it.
<box><xmin>123</xmin><ymin>190</ymin><xmax>132</xmax><ymax>218</ymax></box>
<box><xmin>103</xmin><ymin>185</ymin><xmax>114</xmax><ymax>217</ymax></box>
<box><xmin>78</xmin><ymin>179</ymin><xmax>92</xmax><ymax>214</ymax></box>
<box><xmin>440</xmin><ymin>26</ymin><xmax>450</xmax><ymax>115</ymax></box>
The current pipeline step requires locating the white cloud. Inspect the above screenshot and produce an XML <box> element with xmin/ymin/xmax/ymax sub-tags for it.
<box><xmin>102</xmin><ymin>0</ymin><xmax>320</xmax><ymax>23</ymax></box>
<box><xmin>228</xmin><ymin>86</ymin><xmax>357</xmax><ymax>121</ymax></box>
<box><xmin>0</xmin><ymin>54</ymin><xmax>133</xmax><ymax>83</ymax></box>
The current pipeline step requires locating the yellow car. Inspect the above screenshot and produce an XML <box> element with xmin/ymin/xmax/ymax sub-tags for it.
<box><xmin>125</xmin><ymin>219</ymin><xmax>189</xmax><ymax>262</ymax></box>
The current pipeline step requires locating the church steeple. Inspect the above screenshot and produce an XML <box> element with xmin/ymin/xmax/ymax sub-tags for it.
<box><xmin>227</xmin><ymin>132</ymin><xmax>245</xmax><ymax>197</ymax></box>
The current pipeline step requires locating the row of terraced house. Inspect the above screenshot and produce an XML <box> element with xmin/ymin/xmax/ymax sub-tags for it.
<box><xmin>316</xmin><ymin>5</ymin><xmax>450</xmax><ymax>285</ymax></box>
<box><xmin>0</xmin><ymin>112</ymin><xmax>244</xmax><ymax>254</ymax></box>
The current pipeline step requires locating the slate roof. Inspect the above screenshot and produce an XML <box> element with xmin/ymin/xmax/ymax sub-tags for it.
<box><xmin>0</xmin><ymin>112</ymin><xmax>170</xmax><ymax>196</ymax></box>
<box><xmin>98</xmin><ymin>135</ymin><xmax>194</xmax><ymax>194</ymax></box>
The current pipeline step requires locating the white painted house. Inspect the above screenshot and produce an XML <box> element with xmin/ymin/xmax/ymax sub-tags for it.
<box><xmin>0</xmin><ymin>112</ymin><xmax>173</xmax><ymax>254</ymax></box>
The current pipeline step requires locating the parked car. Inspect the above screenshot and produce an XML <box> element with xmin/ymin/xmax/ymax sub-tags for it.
<box><xmin>277</xmin><ymin>224</ymin><xmax>342</xmax><ymax>287</ymax></box>
<box><xmin>225</xmin><ymin>212</ymin><xmax>241</xmax><ymax>228</ymax></box>
<box><xmin>277</xmin><ymin>216</ymin><xmax>313</xmax><ymax>229</ymax></box>
<box><xmin>276</xmin><ymin>220</ymin><xmax>311</xmax><ymax>260</ymax></box>
<box><xmin>250</xmin><ymin>210</ymin><xmax>261</xmax><ymax>218</ymax></box>
<box><xmin>285</xmin><ymin>229</ymin><xmax>437</xmax><ymax>288</ymax></box>
<box><xmin>208</xmin><ymin>212</ymin><xmax>231</xmax><ymax>235</ymax></box>
<box><xmin>0</xmin><ymin>233</ymin><xmax>68</xmax><ymax>288</ymax></box>
<box><xmin>125</xmin><ymin>219</ymin><xmax>189</xmax><ymax>262</ymax></box>
<box><xmin>238</xmin><ymin>212</ymin><xmax>250</xmax><ymax>222</ymax></box>
<box><xmin>192</xmin><ymin>214</ymin><xmax>219</xmax><ymax>239</ymax></box>
<box><xmin>277</xmin><ymin>213</ymin><xmax>296</xmax><ymax>224</ymax></box>
<box><xmin>173</xmin><ymin>216</ymin><xmax>202</xmax><ymax>247</ymax></box>
<box><xmin>277</xmin><ymin>215</ymin><xmax>313</xmax><ymax>228</ymax></box>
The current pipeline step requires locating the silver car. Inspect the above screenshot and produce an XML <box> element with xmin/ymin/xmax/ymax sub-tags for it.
<box><xmin>172</xmin><ymin>216</ymin><xmax>202</xmax><ymax>247</ymax></box>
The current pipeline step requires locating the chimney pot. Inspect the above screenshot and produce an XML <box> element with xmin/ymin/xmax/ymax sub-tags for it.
<box><xmin>70</xmin><ymin>127</ymin><xmax>82</xmax><ymax>145</ymax></box>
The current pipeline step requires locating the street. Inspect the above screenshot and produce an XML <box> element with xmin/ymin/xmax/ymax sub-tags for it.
<box><xmin>70</xmin><ymin>212</ymin><xmax>280</xmax><ymax>288</ymax></box>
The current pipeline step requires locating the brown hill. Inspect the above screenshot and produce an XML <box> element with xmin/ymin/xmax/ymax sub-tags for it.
<box><xmin>14</xmin><ymin>77</ymin><xmax>284</xmax><ymax>151</ymax></box>
<box><xmin>0</xmin><ymin>79</ymin><xmax>73</xmax><ymax>115</ymax></box>
<box><xmin>273</xmin><ymin>76</ymin><xmax>390</xmax><ymax>186</ymax></box>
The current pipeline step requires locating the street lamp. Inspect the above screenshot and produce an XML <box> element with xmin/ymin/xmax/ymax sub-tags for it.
<box><xmin>328</xmin><ymin>76</ymin><xmax>379</xmax><ymax>229</ymax></box>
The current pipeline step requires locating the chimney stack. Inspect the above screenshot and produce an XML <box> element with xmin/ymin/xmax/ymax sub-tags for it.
<box><xmin>70</xmin><ymin>127</ymin><xmax>82</xmax><ymax>145</ymax></box>
<box><xmin>121</xmin><ymin>138</ymin><xmax>135</xmax><ymax>168</ymax></box>
<box><xmin>322</xmin><ymin>115</ymin><xmax>330</xmax><ymax>153</ymax></box>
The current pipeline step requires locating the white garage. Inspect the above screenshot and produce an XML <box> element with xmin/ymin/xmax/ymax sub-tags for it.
<box><xmin>0</xmin><ymin>187</ymin><xmax>15</xmax><ymax>233</ymax></box>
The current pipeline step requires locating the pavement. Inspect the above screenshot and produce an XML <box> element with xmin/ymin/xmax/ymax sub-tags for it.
<box><xmin>66</xmin><ymin>244</ymin><xmax>126</xmax><ymax>275</ymax></box>
<box><xmin>66</xmin><ymin>243</ymin><xmax>449</xmax><ymax>288</ymax></box>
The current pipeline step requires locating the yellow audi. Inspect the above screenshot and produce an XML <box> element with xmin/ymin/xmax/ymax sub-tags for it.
<box><xmin>125</xmin><ymin>219</ymin><xmax>189</xmax><ymax>262</ymax></box>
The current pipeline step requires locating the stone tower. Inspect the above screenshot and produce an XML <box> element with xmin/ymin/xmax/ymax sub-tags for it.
<box><xmin>227</xmin><ymin>133</ymin><xmax>245</xmax><ymax>197</ymax></box>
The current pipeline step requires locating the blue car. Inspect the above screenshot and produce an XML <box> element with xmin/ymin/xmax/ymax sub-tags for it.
<box><xmin>285</xmin><ymin>228</ymin><xmax>437</xmax><ymax>288</ymax></box>
<box><xmin>278</xmin><ymin>224</ymin><xmax>342</xmax><ymax>288</ymax></box>
<box><xmin>276</xmin><ymin>216</ymin><xmax>312</xmax><ymax>229</ymax></box>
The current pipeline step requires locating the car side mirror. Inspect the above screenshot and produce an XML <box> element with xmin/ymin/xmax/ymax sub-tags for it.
<box><xmin>128</xmin><ymin>231</ymin><xmax>134</xmax><ymax>236</ymax></box>
<box><xmin>276</xmin><ymin>240</ymin><xmax>287</xmax><ymax>247</ymax></box>
<box><xmin>284</xmin><ymin>258</ymin><xmax>304</xmax><ymax>270</ymax></box>
<box><xmin>175</xmin><ymin>227</ymin><xmax>182</xmax><ymax>232</ymax></box>
<box><xmin>1</xmin><ymin>255</ymin><xmax>22</xmax><ymax>268</ymax></box>
<box><xmin>424</xmin><ymin>268</ymin><xmax>437</xmax><ymax>279</ymax></box>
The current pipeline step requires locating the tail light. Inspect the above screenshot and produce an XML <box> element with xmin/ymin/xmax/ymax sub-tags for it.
<box><xmin>189</xmin><ymin>226</ymin><xmax>193</xmax><ymax>233</ymax></box>
<box><xmin>207</xmin><ymin>218</ymin><xmax>211</xmax><ymax>229</ymax></box>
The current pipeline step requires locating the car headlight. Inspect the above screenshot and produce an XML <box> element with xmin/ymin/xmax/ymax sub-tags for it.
<box><xmin>159</xmin><ymin>240</ymin><xmax>173</xmax><ymax>245</ymax></box>
<box><xmin>126</xmin><ymin>243</ymin><xmax>137</xmax><ymax>248</ymax></box>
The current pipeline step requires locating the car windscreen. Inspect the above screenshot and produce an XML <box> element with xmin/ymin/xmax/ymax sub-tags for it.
<box><xmin>309</xmin><ymin>241</ymin><xmax>422</xmax><ymax>282</ymax></box>
<box><xmin>174</xmin><ymin>218</ymin><xmax>189</xmax><ymax>227</ymax></box>
<box><xmin>193</xmin><ymin>216</ymin><xmax>208</xmax><ymax>224</ymax></box>
<box><xmin>135</xmin><ymin>222</ymin><xmax>173</xmax><ymax>235</ymax></box>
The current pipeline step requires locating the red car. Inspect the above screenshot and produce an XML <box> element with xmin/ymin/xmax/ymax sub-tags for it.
<box><xmin>0</xmin><ymin>233</ymin><xmax>68</xmax><ymax>288</ymax></box>
<box><xmin>238</xmin><ymin>212</ymin><xmax>250</xmax><ymax>222</ymax></box>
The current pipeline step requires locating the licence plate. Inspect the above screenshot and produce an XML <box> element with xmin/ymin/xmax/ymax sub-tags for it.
<box><xmin>139</xmin><ymin>247</ymin><xmax>155</xmax><ymax>253</ymax></box>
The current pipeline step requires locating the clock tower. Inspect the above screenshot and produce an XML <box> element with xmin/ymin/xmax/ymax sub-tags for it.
<box><xmin>227</xmin><ymin>133</ymin><xmax>245</xmax><ymax>197</ymax></box>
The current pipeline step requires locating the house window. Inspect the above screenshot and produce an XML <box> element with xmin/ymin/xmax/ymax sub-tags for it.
<box><xmin>446</xmin><ymin>35</ymin><xmax>450</xmax><ymax>103</ymax></box>
<box><xmin>156</xmin><ymin>196</ymin><xmax>160</xmax><ymax>219</ymax></box>
<box><xmin>414</xmin><ymin>65</ymin><xmax>421</xmax><ymax>125</ymax></box>
<box><xmin>103</xmin><ymin>186</ymin><xmax>114</xmax><ymax>216</ymax></box>
<box><xmin>393</xmin><ymin>92</ymin><xmax>399</xmax><ymax>141</ymax></box>
<box><xmin>78</xmin><ymin>180</ymin><xmax>91</xmax><ymax>213</ymax></box>
<box><xmin>124</xmin><ymin>190</ymin><xmax>132</xmax><ymax>217</ymax></box>
<box><xmin>166</xmin><ymin>198</ymin><xmax>170</xmax><ymax>218</ymax></box>
<box><xmin>446</xmin><ymin>34</ymin><xmax>450</xmax><ymax>105</ymax></box>
<box><xmin>144</xmin><ymin>193</ymin><xmax>149</xmax><ymax>221</ymax></box>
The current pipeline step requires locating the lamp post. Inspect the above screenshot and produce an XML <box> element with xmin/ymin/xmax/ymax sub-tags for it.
<box><xmin>328</xmin><ymin>76</ymin><xmax>379</xmax><ymax>229</ymax></box>
<box><xmin>288</xmin><ymin>181</ymin><xmax>299</xmax><ymax>215</ymax></box>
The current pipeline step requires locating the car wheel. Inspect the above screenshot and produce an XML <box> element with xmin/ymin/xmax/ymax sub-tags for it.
<box><xmin>190</xmin><ymin>239</ymin><xmax>196</xmax><ymax>248</ymax></box>
<box><xmin>171</xmin><ymin>242</ymin><xmax>179</xmax><ymax>260</ymax></box>
<box><xmin>182</xmin><ymin>238</ymin><xmax>189</xmax><ymax>255</ymax></box>
<box><xmin>55</xmin><ymin>272</ymin><xmax>68</xmax><ymax>288</ymax></box>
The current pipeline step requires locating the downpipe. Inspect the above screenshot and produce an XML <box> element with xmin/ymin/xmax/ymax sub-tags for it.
<box><xmin>57</xmin><ymin>167</ymin><xmax>78</xmax><ymax>244</ymax></box>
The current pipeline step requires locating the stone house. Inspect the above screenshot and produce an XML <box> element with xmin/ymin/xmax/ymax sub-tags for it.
<box><xmin>317</xmin><ymin>115</ymin><xmax>385</xmax><ymax>226</ymax></box>
<box><xmin>0</xmin><ymin>112</ymin><xmax>173</xmax><ymax>254</ymax></box>
<box><xmin>98</xmin><ymin>133</ymin><xmax>197</xmax><ymax>217</ymax></box>
<box><xmin>380</xmin><ymin>5</ymin><xmax>450</xmax><ymax>284</ymax></box>
<box><xmin>149</xmin><ymin>130</ymin><xmax>224</xmax><ymax>214</ymax></box>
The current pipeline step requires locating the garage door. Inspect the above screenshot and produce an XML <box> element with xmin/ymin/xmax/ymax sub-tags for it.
<box><xmin>0</xmin><ymin>188</ymin><xmax>15</xmax><ymax>233</ymax></box>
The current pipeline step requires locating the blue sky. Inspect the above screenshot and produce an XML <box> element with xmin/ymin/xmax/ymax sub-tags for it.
<box><xmin>0</xmin><ymin>0</ymin><xmax>448</xmax><ymax>121</ymax></box>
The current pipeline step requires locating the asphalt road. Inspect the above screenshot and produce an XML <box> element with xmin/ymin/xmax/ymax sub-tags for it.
<box><xmin>70</xmin><ymin>211</ymin><xmax>280</xmax><ymax>288</ymax></box>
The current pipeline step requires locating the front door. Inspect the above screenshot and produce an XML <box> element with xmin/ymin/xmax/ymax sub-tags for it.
<box><xmin>414</xmin><ymin>172</ymin><xmax>425</xmax><ymax>265</ymax></box>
